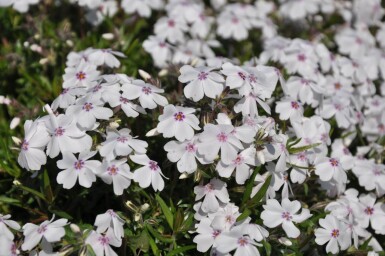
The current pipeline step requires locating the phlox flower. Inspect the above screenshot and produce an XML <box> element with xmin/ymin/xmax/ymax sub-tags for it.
<box><xmin>51</xmin><ymin>87</ymin><xmax>85</xmax><ymax>111</ymax></box>
<box><xmin>96</xmin><ymin>159</ymin><xmax>133</xmax><ymax>196</ymax></box>
<box><xmin>66</xmin><ymin>98</ymin><xmax>113</xmax><ymax>130</ymax></box>
<box><xmin>0</xmin><ymin>236</ymin><xmax>18</xmax><ymax>256</ymax></box>
<box><xmin>108</xmin><ymin>93</ymin><xmax>145</xmax><ymax>118</ymax></box>
<box><xmin>88</xmin><ymin>49</ymin><xmax>125</xmax><ymax>68</ymax></box>
<box><xmin>353</xmin><ymin>159</ymin><xmax>385</xmax><ymax>196</ymax></box>
<box><xmin>193</xmin><ymin>217</ymin><xmax>223</xmax><ymax>252</ymax></box>
<box><xmin>178</xmin><ymin>65</ymin><xmax>224</xmax><ymax>102</ymax></box>
<box><xmin>164</xmin><ymin>136</ymin><xmax>210</xmax><ymax>174</ymax></box>
<box><xmin>56</xmin><ymin>151</ymin><xmax>101</xmax><ymax>189</ymax></box>
<box><xmin>142</xmin><ymin>36</ymin><xmax>172</xmax><ymax>68</ymax></box>
<box><xmin>94</xmin><ymin>209</ymin><xmax>125</xmax><ymax>240</ymax></box>
<box><xmin>121</xmin><ymin>0</ymin><xmax>163</xmax><ymax>17</ymax></box>
<box><xmin>21</xmin><ymin>216</ymin><xmax>68</xmax><ymax>251</ymax></box>
<box><xmin>157</xmin><ymin>105</ymin><xmax>200</xmax><ymax>142</ymax></box>
<box><xmin>217</xmin><ymin>10</ymin><xmax>251</xmax><ymax>41</ymax></box>
<box><xmin>154</xmin><ymin>16</ymin><xmax>187</xmax><ymax>44</ymax></box>
<box><xmin>194</xmin><ymin>178</ymin><xmax>230</xmax><ymax>213</ymax></box>
<box><xmin>99</xmin><ymin>128</ymin><xmax>148</xmax><ymax>161</ymax></box>
<box><xmin>62</xmin><ymin>60</ymin><xmax>100</xmax><ymax>89</ymax></box>
<box><xmin>261</xmin><ymin>198</ymin><xmax>312</xmax><ymax>238</ymax></box>
<box><xmin>275</xmin><ymin>98</ymin><xmax>303</xmax><ymax>122</ymax></box>
<box><xmin>210</xmin><ymin>203</ymin><xmax>241</xmax><ymax>231</ymax></box>
<box><xmin>45</xmin><ymin>108</ymin><xmax>92</xmax><ymax>158</ymax></box>
<box><xmin>121</xmin><ymin>80</ymin><xmax>168</xmax><ymax>109</ymax></box>
<box><xmin>314</xmin><ymin>157</ymin><xmax>347</xmax><ymax>183</ymax></box>
<box><xmin>85</xmin><ymin>229</ymin><xmax>121</xmax><ymax>256</ymax></box>
<box><xmin>358</xmin><ymin>193</ymin><xmax>385</xmax><ymax>234</ymax></box>
<box><xmin>0</xmin><ymin>0</ymin><xmax>39</xmax><ymax>13</ymax></box>
<box><xmin>130</xmin><ymin>154</ymin><xmax>167</xmax><ymax>192</ymax></box>
<box><xmin>0</xmin><ymin>214</ymin><xmax>20</xmax><ymax>240</ymax></box>
<box><xmin>18</xmin><ymin>119</ymin><xmax>50</xmax><ymax>171</ymax></box>
<box><xmin>315</xmin><ymin>214</ymin><xmax>351</xmax><ymax>254</ymax></box>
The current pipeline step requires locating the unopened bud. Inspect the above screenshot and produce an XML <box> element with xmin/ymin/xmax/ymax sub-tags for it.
<box><xmin>278</xmin><ymin>237</ymin><xmax>292</xmax><ymax>246</ymax></box>
<box><xmin>158</xmin><ymin>69</ymin><xmax>168</xmax><ymax>77</ymax></box>
<box><xmin>12</xmin><ymin>136</ymin><xmax>22</xmax><ymax>145</ymax></box>
<box><xmin>70</xmin><ymin>223</ymin><xmax>81</xmax><ymax>234</ymax></box>
<box><xmin>140</xmin><ymin>203</ymin><xmax>150</xmax><ymax>212</ymax></box>
<box><xmin>138</xmin><ymin>69</ymin><xmax>151</xmax><ymax>81</ymax></box>
<box><xmin>102</xmin><ymin>33</ymin><xmax>114</xmax><ymax>40</ymax></box>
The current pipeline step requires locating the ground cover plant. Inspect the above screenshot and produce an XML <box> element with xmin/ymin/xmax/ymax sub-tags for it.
<box><xmin>1</xmin><ymin>0</ymin><xmax>385</xmax><ymax>255</ymax></box>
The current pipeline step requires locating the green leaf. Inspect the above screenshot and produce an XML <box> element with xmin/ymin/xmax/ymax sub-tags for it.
<box><xmin>16</xmin><ymin>184</ymin><xmax>48</xmax><ymax>202</ymax></box>
<box><xmin>128</xmin><ymin>230</ymin><xmax>150</xmax><ymax>253</ymax></box>
<box><xmin>85</xmin><ymin>245</ymin><xmax>97</xmax><ymax>256</ymax></box>
<box><xmin>236</xmin><ymin>208</ymin><xmax>251</xmax><ymax>222</ymax></box>
<box><xmin>167</xmin><ymin>245</ymin><xmax>196</xmax><ymax>256</ymax></box>
<box><xmin>241</xmin><ymin>166</ymin><xmax>262</xmax><ymax>209</ymax></box>
<box><xmin>49</xmin><ymin>209</ymin><xmax>73</xmax><ymax>220</ymax></box>
<box><xmin>146</xmin><ymin>229</ymin><xmax>160</xmax><ymax>256</ymax></box>
<box><xmin>288</xmin><ymin>143</ymin><xmax>321</xmax><ymax>154</ymax></box>
<box><xmin>42</xmin><ymin>169</ymin><xmax>53</xmax><ymax>203</ymax></box>
<box><xmin>263</xmin><ymin>240</ymin><xmax>272</xmax><ymax>256</ymax></box>
<box><xmin>155</xmin><ymin>194</ymin><xmax>174</xmax><ymax>230</ymax></box>
<box><xmin>247</xmin><ymin>175</ymin><xmax>272</xmax><ymax>207</ymax></box>
<box><xmin>0</xmin><ymin>196</ymin><xmax>22</xmax><ymax>207</ymax></box>
<box><xmin>145</xmin><ymin>224</ymin><xmax>174</xmax><ymax>243</ymax></box>
<box><xmin>173</xmin><ymin>208</ymin><xmax>184</xmax><ymax>232</ymax></box>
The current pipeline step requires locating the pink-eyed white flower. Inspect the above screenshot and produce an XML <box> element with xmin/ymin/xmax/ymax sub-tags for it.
<box><xmin>96</xmin><ymin>159</ymin><xmax>133</xmax><ymax>196</ymax></box>
<box><xmin>51</xmin><ymin>87</ymin><xmax>86</xmax><ymax>111</ymax></box>
<box><xmin>154</xmin><ymin>16</ymin><xmax>188</xmax><ymax>44</ymax></box>
<box><xmin>216</xmin><ymin>147</ymin><xmax>257</xmax><ymax>184</ymax></box>
<box><xmin>164</xmin><ymin>136</ymin><xmax>210</xmax><ymax>174</ymax></box>
<box><xmin>194</xmin><ymin>178</ymin><xmax>230</xmax><ymax>213</ymax></box>
<box><xmin>193</xmin><ymin>217</ymin><xmax>223</xmax><ymax>252</ymax></box>
<box><xmin>121</xmin><ymin>80</ymin><xmax>168</xmax><ymax>109</ymax></box>
<box><xmin>315</xmin><ymin>214</ymin><xmax>351</xmax><ymax>254</ymax></box>
<box><xmin>275</xmin><ymin>98</ymin><xmax>303</xmax><ymax>122</ymax></box>
<box><xmin>66</xmin><ymin>98</ymin><xmax>113</xmax><ymax>130</ymax></box>
<box><xmin>314</xmin><ymin>157</ymin><xmax>348</xmax><ymax>183</ymax></box>
<box><xmin>352</xmin><ymin>159</ymin><xmax>385</xmax><ymax>196</ymax></box>
<box><xmin>0</xmin><ymin>236</ymin><xmax>18</xmax><ymax>256</ymax></box>
<box><xmin>18</xmin><ymin>119</ymin><xmax>50</xmax><ymax>171</ymax></box>
<box><xmin>85</xmin><ymin>229</ymin><xmax>121</xmax><ymax>256</ymax></box>
<box><xmin>56</xmin><ymin>151</ymin><xmax>101</xmax><ymax>189</ymax></box>
<box><xmin>142</xmin><ymin>36</ymin><xmax>172</xmax><ymax>68</ymax></box>
<box><xmin>130</xmin><ymin>154</ymin><xmax>167</xmax><ymax>192</ymax></box>
<box><xmin>358</xmin><ymin>193</ymin><xmax>385</xmax><ymax>234</ymax></box>
<box><xmin>216</xmin><ymin>10</ymin><xmax>251</xmax><ymax>41</ymax></box>
<box><xmin>261</xmin><ymin>198</ymin><xmax>312</xmax><ymax>238</ymax></box>
<box><xmin>157</xmin><ymin>105</ymin><xmax>200</xmax><ymax>142</ymax></box>
<box><xmin>94</xmin><ymin>210</ymin><xmax>125</xmax><ymax>240</ymax></box>
<box><xmin>99</xmin><ymin>128</ymin><xmax>148</xmax><ymax>161</ymax></box>
<box><xmin>21</xmin><ymin>216</ymin><xmax>68</xmax><ymax>251</ymax></box>
<box><xmin>121</xmin><ymin>0</ymin><xmax>163</xmax><ymax>17</ymax></box>
<box><xmin>210</xmin><ymin>203</ymin><xmax>241</xmax><ymax>231</ymax></box>
<box><xmin>178</xmin><ymin>65</ymin><xmax>224</xmax><ymax>101</ymax></box>
<box><xmin>0</xmin><ymin>214</ymin><xmax>20</xmax><ymax>240</ymax></box>
<box><xmin>88</xmin><ymin>49</ymin><xmax>125</xmax><ymax>68</ymax></box>
<box><xmin>62</xmin><ymin>60</ymin><xmax>100</xmax><ymax>89</ymax></box>
<box><xmin>0</xmin><ymin>0</ymin><xmax>39</xmax><ymax>13</ymax></box>
<box><xmin>108</xmin><ymin>93</ymin><xmax>146</xmax><ymax>118</ymax></box>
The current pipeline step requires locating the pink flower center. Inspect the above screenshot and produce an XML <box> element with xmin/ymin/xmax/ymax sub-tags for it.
<box><xmin>37</xmin><ymin>224</ymin><xmax>47</xmax><ymax>234</ymax></box>
<box><xmin>107</xmin><ymin>165</ymin><xmax>119</xmax><ymax>176</ymax></box>
<box><xmin>76</xmin><ymin>71</ymin><xmax>86</xmax><ymax>80</ymax></box>
<box><xmin>159</xmin><ymin>42</ymin><xmax>166</xmax><ymax>48</ymax></box>
<box><xmin>198</xmin><ymin>71</ymin><xmax>208</xmax><ymax>80</ymax></box>
<box><xmin>281</xmin><ymin>211</ymin><xmax>292</xmax><ymax>221</ymax></box>
<box><xmin>212</xmin><ymin>230</ymin><xmax>221</xmax><ymax>238</ymax></box>
<box><xmin>217</xmin><ymin>132</ymin><xmax>228</xmax><ymax>142</ymax></box>
<box><xmin>55</xmin><ymin>127</ymin><xmax>65</xmax><ymax>137</ymax></box>
<box><xmin>174</xmin><ymin>112</ymin><xmax>185</xmax><ymax>121</ymax></box>
<box><xmin>329</xmin><ymin>158</ymin><xmax>339</xmax><ymax>167</ymax></box>
<box><xmin>334</xmin><ymin>83</ymin><xmax>342</xmax><ymax>90</ymax></box>
<box><xmin>61</xmin><ymin>88</ymin><xmax>69</xmax><ymax>95</ymax></box>
<box><xmin>98</xmin><ymin>236</ymin><xmax>110</xmax><ymax>246</ymax></box>
<box><xmin>168</xmin><ymin>19</ymin><xmax>175</xmax><ymax>27</ymax></box>
<box><xmin>117</xmin><ymin>136</ymin><xmax>128</xmax><ymax>143</ymax></box>
<box><xmin>149</xmin><ymin>161</ymin><xmax>159</xmax><ymax>171</ymax></box>
<box><xmin>120</xmin><ymin>96</ymin><xmax>130</xmax><ymax>104</ymax></box>
<box><xmin>82</xmin><ymin>103</ymin><xmax>93</xmax><ymax>112</ymax></box>
<box><xmin>297</xmin><ymin>53</ymin><xmax>306</xmax><ymax>62</ymax></box>
<box><xmin>248</xmin><ymin>74</ymin><xmax>257</xmax><ymax>83</ymax></box>
<box><xmin>297</xmin><ymin>152</ymin><xmax>306</xmax><ymax>161</ymax></box>
<box><xmin>331</xmin><ymin>229</ymin><xmax>339</xmax><ymax>238</ymax></box>
<box><xmin>378</xmin><ymin>124</ymin><xmax>385</xmax><ymax>133</ymax></box>
<box><xmin>373</xmin><ymin>168</ymin><xmax>382</xmax><ymax>176</ymax></box>
<box><xmin>231</xmin><ymin>17</ymin><xmax>239</xmax><ymax>24</ymax></box>
<box><xmin>364</xmin><ymin>207</ymin><xmax>374</xmax><ymax>215</ymax></box>
<box><xmin>237</xmin><ymin>237</ymin><xmax>248</xmax><ymax>246</ymax></box>
<box><xmin>205</xmin><ymin>183</ymin><xmax>214</xmax><ymax>192</ymax></box>
<box><xmin>142</xmin><ymin>87</ymin><xmax>152</xmax><ymax>95</ymax></box>
<box><xmin>107</xmin><ymin>209</ymin><xmax>117</xmax><ymax>217</ymax></box>
<box><xmin>225</xmin><ymin>215</ymin><xmax>235</xmax><ymax>224</ymax></box>
<box><xmin>232</xmin><ymin>155</ymin><xmax>243</xmax><ymax>165</ymax></box>
<box><xmin>74</xmin><ymin>160</ymin><xmax>85</xmax><ymax>170</ymax></box>
<box><xmin>238</xmin><ymin>72</ymin><xmax>246</xmax><ymax>80</ymax></box>
<box><xmin>21</xmin><ymin>140</ymin><xmax>29</xmax><ymax>151</ymax></box>
<box><xmin>291</xmin><ymin>101</ymin><xmax>300</xmax><ymax>109</ymax></box>
<box><xmin>185</xmin><ymin>143</ymin><xmax>196</xmax><ymax>153</ymax></box>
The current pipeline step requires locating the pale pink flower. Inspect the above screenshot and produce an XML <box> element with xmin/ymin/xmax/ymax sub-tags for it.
<box><xmin>121</xmin><ymin>80</ymin><xmax>168</xmax><ymax>109</ymax></box>
<box><xmin>85</xmin><ymin>229</ymin><xmax>121</xmax><ymax>256</ymax></box>
<box><xmin>194</xmin><ymin>178</ymin><xmax>230</xmax><ymax>213</ymax></box>
<box><xmin>62</xmin><ymin>60</ymin><xmax>100</xmax><ymax>89</ymax></box>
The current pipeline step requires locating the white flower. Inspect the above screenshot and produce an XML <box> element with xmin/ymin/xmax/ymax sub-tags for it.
<box><xmin>18</xmin><ymin>119</ymin><xmax>50</xmax><ymax>171</ymax></box>
<box><xmin>108</xmin><ymin>93</ymin><xmax>145</xmax><ymax>118</ymax></box>
<box><xmin>0</xmin><ymin>236</ymin><xmax>17</xmax><ymax>256</ymax></box>
<box><xmin>352</xmin><ymin>159</ymin><xmax>385</xmax><ymax>196</ymax></box>
<box><xmin>193</xmin><ymin>217</ymin><xmax>223</xmax><ymax>252</ymax></box>
<box><xmin>0</xmin><ymin>0</ymin><xmax>39</xmax><ymax>13</ymax></box>
<box><xmin>56</xmin><ymin>151</ymin><xmax>101</xmax><ymax>189</ymax></box>
<box><xmin>130</xmin><ymin>154</ymin><xmax>167</xmax><ymax>192</ymax></box>
<box><xmin>178</xmin><ymin>65</ymin><xmax>224</xmax><ymax>102</ymax></box>
<box><xmin>157</xmin><ymin>105</ymin><xmax>200</xmax><ymax>142</ymax></box>
<box><xmin>0</xmin><ymin>214</ymin><xmax>20</xmax><ymax>240</ymax></box>
<box><xmin>194</xmin><ymin>178</ymin><xmax>230</xmax><ymax>213</ymax></box>
<box><xmin>94</xmin><ymin>210</ymin><xmax>125</xmax><ymax>240</ymax></box>
<box><xmin>99</xmin><ymin>128</ymin><xmax>148</xmax><ymax>161</ymax></box>
<box><xmin>275</xmin><ymin>98</ymin><xmax>304</xmax><ymax>122</ymax></box>
<box><xmin>358</xmin><ymin>193</ymin><xmax>385</xmax><ymax>234</ymax></box>
<box><xmin>121</xmin><ymin>0</ymin><xmax>163</xmax><ymax>17</ymax></box>
<box><xmin>51</xmin><ymin>87</ymin><xmax>85</xmax><ymax>111</ymax></box>
<box><xmin>215</xmin><ymin>224</ymin><xmax>261</xmax><ymax>256</ymax></box>
<box><xmin>88</xmin><ymin>49</ymin><xmax>125</xmax><ymax>68</ymax></box>
<box><xmin>315</xmin><ymin>214</ymin><xmax>351</xmax><ymax>254</ymax></box>
<box><xmin>45</xmin><ymin>110</ymin><xmax>92</xmax><ymax>158</ymax></box>
<box><xmin>21</xmin><ymin>216</ymin><xmax>68</xmax><ymax>251</ymax></box>
<box><xmin>210</xmin><ymin>203</ymin><xmax>241</xmax><ymax>231</ymax></box>
<box><xmin>66</xmin><ymin>98</ymin><xmax>113</xmax><ymax>130</ymax></box>
<box><xmin>164</xmin><ymin>136</ymin><xmax>210</xmax><ymax>174</ymax></box>
<box><xmin>85</xmin><ymin>229</ymin><xmax>121</xmax><ymax>256</ymax></box>
<box><xmin>62</xmin><ymin>60</ymin><xmax>100</xmax><ymax>89</ymax></box>
<box><xmin>96</xmin><ymin>159</ymin><xmax>133</xmax><ymax>196</ymax></box>
<box><xmin>261</xmin><ymin>198</ymin><xmax>312</xmax><ymax>238</ymax></box>
<box><xmin>314</xmin><ymin>157</ymin><xmax>347</xmax><ymax>183</ymax></box>
<box><xmin>142</xmin><ymin>36</ymin><xmax>172</xmax><ymax>68</ymax></box>
<box><xmin>154</xmin><ymin>16</ymin><xmax>187</xmax><ymax>44</ymax></box>
<box><xmin>121</xmin><ymin>80</ymin><xmax>168</xmax><ymax>109</ymax></box>
<box><xmin>217</xmin><ymin>10</ymin><xmax>251</xmax><ymax>41</ymax></box>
